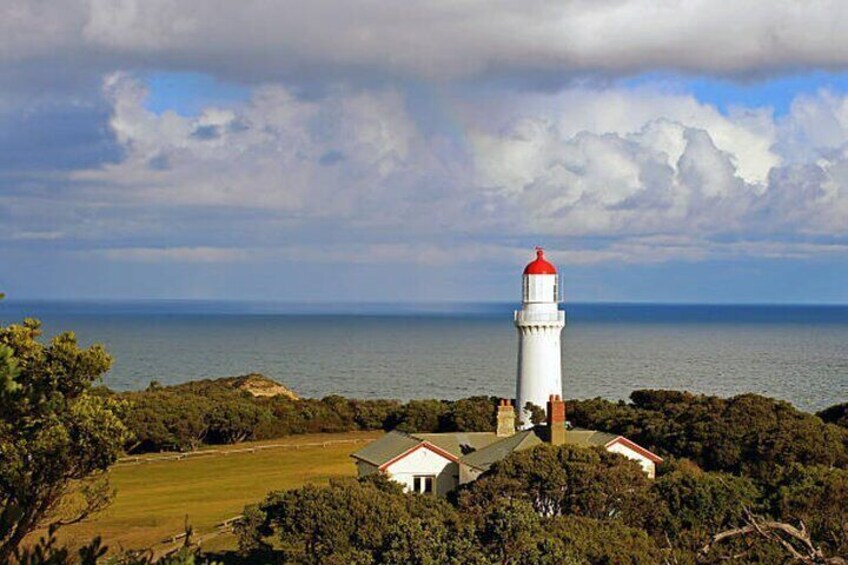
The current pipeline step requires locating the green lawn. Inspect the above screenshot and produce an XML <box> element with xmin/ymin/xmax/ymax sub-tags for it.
<box><xmin>43</xmin><ymin>431</ymin><xmax>382</xmax><ymax>553</ymax></box>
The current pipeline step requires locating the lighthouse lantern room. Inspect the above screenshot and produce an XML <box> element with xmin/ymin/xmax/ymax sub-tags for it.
<box><xmin>514</xmin><ymin>247</ymin><xmax>566</xmax><ymax>428</ymax></box>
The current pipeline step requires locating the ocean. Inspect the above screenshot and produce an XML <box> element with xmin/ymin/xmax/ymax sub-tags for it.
<box><xmin>1</xmin><ymin>301</ymin><xmax>846</xmax><ymax>412</ymax></box>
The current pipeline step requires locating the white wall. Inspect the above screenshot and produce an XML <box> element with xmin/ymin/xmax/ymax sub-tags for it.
<box><xmin>383</xmin><ymin>446</ymin><xmax>458</xmax><ymax>496</ymax></box>
<box><xmin>515</xmin><ymin>323</ymin><xmax>564</xmax><ymax>427</ymax></box>
<box><xmin>606</xmin><ymin>441</ymin><xmax>656</xmax><ymax>479</ymax></box>
<box><xmin>523</xmin><ymin>274</ymin><xmax>558</xmax><ymax>304</ymax></box>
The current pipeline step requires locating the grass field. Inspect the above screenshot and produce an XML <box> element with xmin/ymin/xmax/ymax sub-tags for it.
<box><xmin>41</xmin><ymin>431</ymin><xmax>382</xmax><ymax>553</ymax></box>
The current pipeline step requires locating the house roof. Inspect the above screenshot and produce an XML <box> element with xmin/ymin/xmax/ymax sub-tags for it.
<box><xmin>350</xmin><ymin>430</ymin><xmax>421</xmax><ymax>467</ymax></box>
<box><xmin>411</xmin><ymin>432</ymin><xmax>503</xmax><ymax>459</ymax></box>
<box><xmin>460</xmin><ymin>429</ymin><xmax>542</xmax><ymax>471</ymax></box>
<box><xmin>562</xmin><ymin>429</ymin><xmax>620</xmax><ymax>448</ymax></box>
<box><xmin>351</xmin><ymin>426</ymin><xmax>662</xmax><ymax>472</ymax></box>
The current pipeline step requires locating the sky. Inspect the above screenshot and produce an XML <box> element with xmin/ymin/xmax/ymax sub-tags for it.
<box><xmin>3</xmin><ymin>1</ymin><xmax>848</xmax><ymax>304</ymax></box>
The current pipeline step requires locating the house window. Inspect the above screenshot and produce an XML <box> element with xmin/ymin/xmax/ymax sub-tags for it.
<box><xmin>413</xmin><ymin>475</ymin><xmax>435</xmax><ymax>494</ymax></box>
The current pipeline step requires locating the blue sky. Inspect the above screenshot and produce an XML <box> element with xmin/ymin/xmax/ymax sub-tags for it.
<box><xmin>3</xmin><ymin>1</ymin><xmax>848</xmax><ymax>304</ymax></box>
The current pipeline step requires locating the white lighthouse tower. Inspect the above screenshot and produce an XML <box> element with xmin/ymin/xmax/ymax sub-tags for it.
<box><xmin>515</xmin><ymin>247</ymin><xmax>565</xmax><ymax>427</ymax></box>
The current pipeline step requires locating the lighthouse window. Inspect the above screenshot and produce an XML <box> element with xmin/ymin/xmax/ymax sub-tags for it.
<box><xmin>413</xmin><ymin>475</ymin><xmax>435</xmax><ymax>494</ymax></box>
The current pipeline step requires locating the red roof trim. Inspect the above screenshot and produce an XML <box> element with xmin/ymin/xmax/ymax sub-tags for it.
<box><xmin>605</xmin><ymin>436</ymin><xmax>664</xmax><ymax>464</ymax></box>
<box><xmin>378</xmin><ymin>441</ymin><xmax>459</xmax><ymax>471</ymax></box>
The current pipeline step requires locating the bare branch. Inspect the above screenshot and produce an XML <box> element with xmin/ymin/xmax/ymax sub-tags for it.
<box><xmin>700</xmin><ymin>509</ymin><xmax>846</xmax><ymax>565</ymax></box>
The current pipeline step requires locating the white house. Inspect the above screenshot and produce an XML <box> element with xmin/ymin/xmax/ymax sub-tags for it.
<box><xmin>352</xmin><ymin>396</ymin><xmax>662</xmax><ymax>496</ymax></box>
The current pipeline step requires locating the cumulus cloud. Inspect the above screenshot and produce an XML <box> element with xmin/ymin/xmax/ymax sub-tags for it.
<box><xmin>4</xmin><ymin>0</ymin><xmax>848</xmax><ymax>279</ymax></box>
<box><xmin>16</xmin><ymin>73</ymin><xmax>833</xmax><ymax>269</ymax></box>
<box><xmin>4</xmin><ymin>1</ymin><xmax>848</xmax><ymax>82</ymax></box>
<box><xmin>72</xmin><ymin>73</ymin><xmax>475</xmax><ymax>234</ymax></box>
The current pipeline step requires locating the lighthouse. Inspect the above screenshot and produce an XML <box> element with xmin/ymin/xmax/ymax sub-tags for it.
<box><xmin>515</xmin><ymin>247</ymin><xmax>566</xmax><ymax>428</ymax></box>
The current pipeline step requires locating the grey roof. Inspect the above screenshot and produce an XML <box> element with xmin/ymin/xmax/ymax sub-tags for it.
<box><xmin>351</xmin><ymin>430</ymin><xmax>421</xmax><ymax>467</ymax></box>
<box><xmin>458</xmin><ymin>427</ymin><xmax>623</xmax><ymax>472</ymax></box>
<box><xmin>352</xmin><ymin>426</ymin><xmax>633</xmax><ymax>471</ymax></box>
<box><xmin>460</xmin><ymin>429</ymin><xmax>542</xmax><ymax>471</ymax></box>
<box><xmin>411</xmin><ymin>432</ymin><xmax>502</xmax><ymax>458</ymax></box>
<box><xmin>563</xmin><ymin>429</ymin><xmax>620</xmax><ymax>448</ymax></box>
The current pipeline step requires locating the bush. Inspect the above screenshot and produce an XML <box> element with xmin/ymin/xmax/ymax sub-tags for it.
<box><xmin>457</xmin><ymin>444</ymin><xmax>654</xmax><ymax>526</ymax></box>
<box><xmin>569</xmin><ymin>390</ymin><xmax>848</xmax><ymax>477</ymax></box>
<box><xmin>237</xmin><ymin>475</ymin><xmax>476</xmax><ymax>564</ymax></box>
<box><xmin>818</xmin><ymin>401</ymin><xmax>848</xmax><ymax>429</ymax></box>
<box><xmin>548</xmin><ymin>515</ymin><xmax>665</xmax><ymax>564</ymax></box>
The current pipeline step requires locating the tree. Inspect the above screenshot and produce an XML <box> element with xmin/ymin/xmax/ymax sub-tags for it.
<box><xmin>648</xmin><ymin>459</ymin><xmax>761</xmax><ymax>552</ymax></box>
<box><xmin>818</xmin><ymin>402</ymin><xmax>848</xmax><ymax>429</ymax></box>
<box><xmin>237</xmin><ymin>475</ymin><xmax>473</xmax><ymax>564</ymax></box>
<box><xmin>764</xmin><ymin>464</ymin><xmax>848</xmax><ymax>558</ymax></box>
<box><xmin>569</xmin><ymin>391</ymin><xmax>848</xmax><ymax>477</ymax></box>
<box><xmin>458</xmin><ymin>444</ymin><xmax>655</xmax><ymax>526</ymax></box>
<box><xmin>523</xmin><ymin>402</ymin><xmax>546</xmax><ymax>427</ymax></box>
<box><xmin>0</xmin><ymin>318</ymin><xmax>131</xmax><ymax>560</ymax></box>
<box><xmin>204</xmin><ymin>398</ymin><xmax>271</xmax><ymax>444</ymax></box>
<box><xmin>392</xmin><ymin>399</ymin><xmax>449</xmax><ymax>432</ymax></box>
<box><xmin>476</xmin><ymin>499</ymin><xmax>580</xmax><ymax>565</ymax></box>
<box><xmin>547</xmin><ymin>515</ymin><xmax>666</xmax><ymax>564</ymax></box>
<box><xmin>121</xmin><ymin>391</ymin><xmax>209</xmax><ymax>452</ymax></box>
<box><xmin>441</xmin><ymin>396</ymin><xmax>497</xmax><ymax>432</ymax></box>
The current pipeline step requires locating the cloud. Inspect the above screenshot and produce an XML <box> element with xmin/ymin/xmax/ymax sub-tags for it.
<box><xmin>5</xmin><ymin>72</ymin><xmax>848</xmax><ymax>283</ymax></box>
<box><xmin>6</xmin><ymin>74</ymin><xmax>823</xmax><ymax>269</ymax></box>
<box><xmin>5</xmin><ymin>1</ymin><xmax>848</xmax><ymax>84</ymax></box>
<box><xmin>98</xmin><ymin>246</ymin><xmax>247</xmax><ymax>262</ymax></box>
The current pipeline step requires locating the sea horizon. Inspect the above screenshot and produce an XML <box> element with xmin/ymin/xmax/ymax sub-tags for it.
<box><xmin>4</xmin><ymin>298</ymin><xmax>848</xmax><ymax>317</ymax></box>
<box><xmin>1</xmin><ymin>300</ymin><xmax>845</xmax><ymax>411</ymax></box>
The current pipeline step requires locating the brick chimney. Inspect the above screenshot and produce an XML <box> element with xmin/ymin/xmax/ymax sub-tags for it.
<box><xmin>546</xmin><ymin>394</ymin><xmax>566</xmax><ymax>446</ymax></box>
<box><xmin>496</xmin><ymin>399</ymin><xmax>516</xmax><ymax>437</ymax></box>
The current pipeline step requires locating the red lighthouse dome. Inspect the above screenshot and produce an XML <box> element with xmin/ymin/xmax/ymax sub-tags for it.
<box><xmin>523</xmin><ymin>247</ymin><xmax>557</xmax><ymax>275</ymax></box>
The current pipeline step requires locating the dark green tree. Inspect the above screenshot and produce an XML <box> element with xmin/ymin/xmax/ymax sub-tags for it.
<box><xmin>523</xmin><ymin>402</ymin><xmax>546</xmax><ymax>427</ymax></box>
<box><xmin>476</xmin><ymin>499</ymin><xmax>580</xmax><ymax>565</ymax></box>
<box><xmin>441</xmin><ymin>396</ymin><xmax>497</xmax><ymax>432</ymax></box>
<box><xmin>458</xmin><ymin>444</ymin><xmax>655</xmax><ymax>526</ymax></box>
<box><xmin>392</xmin><ymin>399</ymin><xmax>449</xmax><ymax>432</ymax></box>
<box><xmin>237</xmin><ymin>475</ymin><xmax>470</xmax><ymax>564</ymax></box>
<box><xmin>818</xmin><ymin>402</ymin><xmax>848</xmax><ymax>429</ymax></box>
<box><xmin>569</xmin><ymin>390</ymin><xmax>848</xmax><ymax>477</ymax></box>
<box><xmin>649</xmin><ymin>459</ymin><xmax>760</xmax><ymax>552</ymax></box>
<box><xmin>547</xmin><ymin>515</ymin><xmax>666</xmax><ymax>564</ymax></box>
<box><xmin>0</xmin><ymin>319</ymin><xmax>131</xmax><ymax>560</ymax></box>
<box><xmin>764</xmin><ymin>464</ymin><xmax>848</xmax><ymax>557</ymax></box>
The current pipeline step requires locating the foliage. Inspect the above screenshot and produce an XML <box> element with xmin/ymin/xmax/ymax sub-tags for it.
<box><xmin>121</xmin><ymin>391</ymin><xmax>209</xmax><ymax>452</ymax></box>
<box><xmin>818</xmin><ymin>401</ymin><xmax>848</xmax><ymax>429</ymax></box>
<box><xmin>106</xmin><ymin>383</ymin><xmax>839</xmax><ymax>564</ymax></box>
<box><xmin>648</xmin><ymin>459</ymin><xmax>761</xmax><ymax>552</ymax></box>
<box><xmin>457</xmin><ymin>444</ymin><xmax>654</xmax><ymax>525</ymax></box>
<box><xmin>118</xmin><ymin>382</ymin><xmax>501</xmax><ymax>453</ymax></box>
<box><xmin>474</xmin><ymin>499</ymin><xmax>580</xmax><ymax>565</ymax></box>
<box><xmin>0</xmin><ymin>319</ymin><xmax>131</xmax><ymax>561</ymax></box>
<box><xmin>547</xmin><ymin>515</ymin><xmax>666</xmax><ymax>564</ymax></box>
<box><xmin>237</xmin><ymin>475</ymin><xmax>477</xmax><ymax>564</ymax></box>
<box><xmin>391</xmin><ymin>399</ymin><xmax>449</xmax><ymax>433</ymax></box>
<box><xmin>569</xmin><ymin>390</ymin><xmax>848</xmax><ymax>477</ymax></box>
<box><xmin>762</xmin><ymin>463</ymin><xmax>848</xmax><ymax>557</ymax></box>
<box><xmin>523</xmin><ymin>402</ymin><xmax>546</xmax><ymax>427</ymax></box>
<box><xmin>441</xmin><ymin>396</ymin><xmax>498</xmax><ymax>432</ymax></box>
